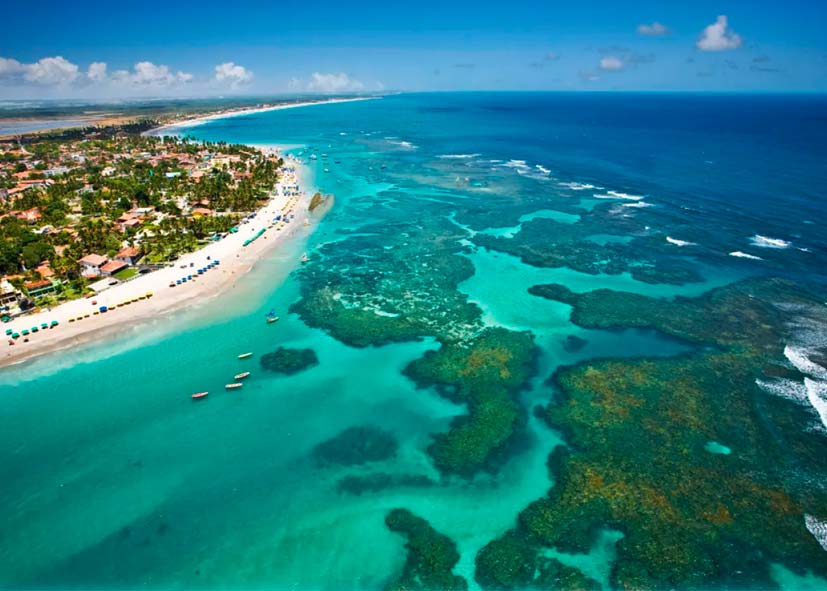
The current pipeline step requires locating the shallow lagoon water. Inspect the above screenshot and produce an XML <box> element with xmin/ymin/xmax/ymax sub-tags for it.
<box><xmin>2</xmin><ymin>93</ymin><xmax>827</xmax><ymax>589</ymax></box>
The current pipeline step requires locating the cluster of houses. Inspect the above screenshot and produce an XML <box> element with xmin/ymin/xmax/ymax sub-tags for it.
<box><xmin>0</xmin><ymin>134</ymin><xmax>282</xmax><ymax>319</ymax></box>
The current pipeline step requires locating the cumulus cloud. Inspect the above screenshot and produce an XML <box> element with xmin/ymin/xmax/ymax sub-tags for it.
<box><xmin>599</xmin><ymin>56</ymin><xmax>625</xmax><ymax>71</ymax></box>
<box><xmin>87</xmin><ymin>62</ymin><xmax>107</xmax><ymax>82</ymax></box>
<box><xmin>109</xmin><ymin>61</ymin><xmax>193</xmax><ymax>88</ymax></box>
<box><xmin>305</xmin><ymin>72</ymin><xmax>366</xmax><ymax>93</ymax></box>
<box><xmin>214</xmin><ymin>62</ymin><xmax>253</xmax><ymax>88</ymax></box>
<box><xmin>697</xmin><ymin>16</ymin><xmax>742</xmax><ymax>51</ymax></box>
<box><xmin>0</xmin><ymin>57</ymin><xmax>26</xmax><ymax>79</ymax></box>
<box><xmin>638</xmin><ymin>22</ymin><xmax>669</xmax><ymax>37</ymax></box>
<box><xmin>0</xmin><ymin>56</ymin><xmax>81</xmax><ymax>86</ymax></box>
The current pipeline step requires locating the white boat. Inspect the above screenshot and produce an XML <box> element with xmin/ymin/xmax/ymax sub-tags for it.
<box><xmin>225</xmin><ymin>383</ymin><xmax>243</xmax><ymax>390</ymax></box>
<box><xmin>300</xmin><ymin>253</ymin><xmax>309</xmax><ymax>263</ymax></box>
<box><xmin>234</xmin><ymin>372</ymin><xmax>250</xmax><ymax>380</ymax></box>
<box><xmin>237</xmin><ymin>352</ymin><xmax>253</xmax><ymax>359</ymax></box>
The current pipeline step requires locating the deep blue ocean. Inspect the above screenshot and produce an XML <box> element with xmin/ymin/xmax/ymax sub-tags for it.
<box><xmin>2</xmin><ymin>93</ymin><xmax>826</xmax><ymax>590</ymax></box>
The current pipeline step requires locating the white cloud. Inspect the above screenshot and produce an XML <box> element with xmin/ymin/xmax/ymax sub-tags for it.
<box><xmin>108</xmin><ymin>61</ymin><xmax>193</xmax><ymax>88</ymax></box>
<box><xmin>23</xmin><ymin>56</ymin><xmax>79</xmax><ymax>85</ymax></box>
<box><xmin>599</xmin><ymin>56</ymin><xmax>625</xmax><ymax>71</ymax></box>
<box><xmin>0</xmin><ymin>57</ymin><xmax>26</xmax><ymax>79</ymax></box>
<box><xmin>306</xmin><ymin>72</ymin><xmax>365</xmax><ymax>93</ymax></box>
<box><xmin>87</xmin><ymin>62</ymin><xmax>107</xmax><ymax>82</ymax></box>
<box><xmin>697</xmin><ymin>15</ymin><xmax>742</xmax><ymax>51</ymax></box>
<box><xmin>214</xmin><ymin>62</ymin><xmax>253</xmax><ymax>88</ymax></box>
<box><xmin>638</xmin><ymin>22</ymin><xmax>669</xmax><ymax>36</ymax></box>
<box><xmin>545</xmin><ymin>52</ymin><xmax>560</xmax><ymax>61</ymax></box>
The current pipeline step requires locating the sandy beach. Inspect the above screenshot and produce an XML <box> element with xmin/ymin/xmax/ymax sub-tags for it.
<box><xmin>147</xmin><ymin>96</ymin><xmax>379</xmax><ymax>136</ymax></box>
<box><xmin>1</xmin><ymin>157</ymin><xmax>315</xmax><ymax>369</ymax></box>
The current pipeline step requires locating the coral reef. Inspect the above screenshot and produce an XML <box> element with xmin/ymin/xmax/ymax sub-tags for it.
<box><xmin>259</xmin><ymin>347</ymin><xmax>319</xmax><ymax>375</ymax></box>
<box><xmin>385</xmin><ymin>508</ymin><xmax>467</xmax><ymax>591</ymax></box>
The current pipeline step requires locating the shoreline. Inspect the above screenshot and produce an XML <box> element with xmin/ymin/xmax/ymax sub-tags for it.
<box><xmin>146</xmin><ymin>96</ymin><xmax>379</xmax><ymax>136</ymax></box>
<box><xmin>1</xmin><ymin>155</ymin><xmax>317</xmax><ymax>370</ymax></box>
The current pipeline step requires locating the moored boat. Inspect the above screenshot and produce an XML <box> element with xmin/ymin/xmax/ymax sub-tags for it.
<box><xmin>238</xmin><ymin>352</ymin><xmax>253</xmax><ymax>359</ymax></box>
<box><xmin>191</xmin><ymin>391</ymin><xmax>209</xmax><ymax>400</ymax></box>
<box><xmin>267</xmin><ymin>316</ymin><xmax>279</xmax><ymax>324</ymax></box>
<box><xmin>225</xmin><ymin>383</ymin><xmax>243</xmax><ymax>390</ymax></box>
<box><xmin>234</xmin><ymin>372</ymin><xmax>250</xmax><ymax>380</ymax></box>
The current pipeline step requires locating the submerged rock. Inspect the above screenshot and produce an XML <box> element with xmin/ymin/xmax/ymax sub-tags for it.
<box><xmin>313</xmin><ymin>426</ymin><xmax>398</xmax><ymax>466</ymax></box>
<box><xmin>336</xmin><ymin>472</ymin><xmax>436</xmax><ymax>495</ymax></box>
<box><xmin>259</xmin><ymin>347</ymin><xmax>318</xmax><ymax>375</ymax></box>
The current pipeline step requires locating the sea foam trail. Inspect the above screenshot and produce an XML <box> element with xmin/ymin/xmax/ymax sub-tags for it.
<box><xmin>729</xmin><ymin>251</ymin><xmax>763</xmax><ymax>260</ymax></box>
<box><xmin>558</xmin><ymin>181</ymin><xmax>598</xmax><ymax>191</ymax></box>
<box><xmin>805</xmin><ymin>515</ymin><xmax>827</xmax><ymax>552</ymax></box>
<box><xmin>750</xmin><ymin>234</ymin><xmax>792</xmax><ymax>249</ymax></box>
<box><xmin>622</xmin><ymin>201</ymin><xmax>653</xmax><ymax>208</ymax></box>
<box><xmin>804</xmin><ymin>378</ymin><xmax>827</xmax><ymax>431</ymax></box>
<box><xmin>593</xmin><ymin>190</ymin><xmax>644</xmax><ymax>201</ymax></box>
<box><xmin>437</xmin><ymin>153</ymin><xmax>480</xmax><ymax>159</ymax></box>
<box><xmin>666</xmin><ymin>236</ymin><xmax>697</xmax><ymax>247</ymax></box>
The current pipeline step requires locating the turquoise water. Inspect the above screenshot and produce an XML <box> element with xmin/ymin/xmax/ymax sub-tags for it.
<box><xmin>2</xmin><ymin>93</ymin><xmax>827</xmax><ymax>589</ymax></box>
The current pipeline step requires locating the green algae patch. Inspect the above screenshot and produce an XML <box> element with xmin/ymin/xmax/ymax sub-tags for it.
<box><xmin>259</xmin><ymin>347</ymin><xmax>319</xmax><ymax>375</ymax></box>
<box><xmin>313</xmin><ymin>426</ymin><xmax>398</xmax><ymax>466</ymax></box>
<box><xmin>385</xmin><ymin>508</ymin><xmax>468</xmax><ymax>591</ymax></box>
<box><xmin>475</xmin><ymin>279</ymin><xmax>827</xmax><ymax>590</ymax></box>
<box><xmin>404</xmin><ymin>328</ymin><xmax>539</xmax><ymax>476</ymax></box>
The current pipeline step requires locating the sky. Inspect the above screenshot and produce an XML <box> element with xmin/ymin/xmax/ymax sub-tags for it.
<box><xmin>1</xmin><ymin>0</ymin><xmax>826</xmax><ymax>98</ymax></box>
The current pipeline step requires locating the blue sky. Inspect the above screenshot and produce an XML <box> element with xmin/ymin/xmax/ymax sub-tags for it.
<box><xmin>1</xmin><ymin>0</ymin><xmax>826</xmax><ymax>98</ymax></box>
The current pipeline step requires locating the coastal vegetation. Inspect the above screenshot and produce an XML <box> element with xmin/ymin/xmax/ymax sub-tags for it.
<box><xmin>474</xmin><ymin>278</ymin><xmax>827</xmax><ymax>590</ymax></box>
<box><xmin>259</xmin><ymin>346</ymin><xmax>319</xmax><ymax>374</ymax></box>
<box><xmin>385</xmin><ymin>508</ymin><xmax>467</xmax><ymax>591</ymax></box>
<box><xmin>0</xmin><ymin>127</ymin><xmax>283</xmax><ymax>311</ymax></box>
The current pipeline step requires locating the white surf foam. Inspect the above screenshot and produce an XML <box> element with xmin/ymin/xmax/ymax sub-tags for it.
<box><xmin>750</xmin><ymin>234</ymin><xmax>792</xmax><ymax>249</ymax></box>
<box><xmin>805</xmin><ymin>515</ymin><xmax>827</xmax><ymax>552</ymax></box>
<box><xmin>756</xmin><ymin>378</ymin><xmax>809</xmax><ymax>404</ymax></box>
<box><xmin>593</xmin><ymin>190</ymin><xmax>644</xmax><ymax>201</ymax></box>
<box><xmin>558</xmin><ymin>181</ymin><xmax>598</xmax><ymax>191</ymax></box>
<box><xmin>437</xmin><ymin>153</ymin><xmax>481</xmax><ymax>159</ymax></box>
<box><xmin>622</xmin><ymin>201</ymin><xmax>653</xmax><ymax>208</ymax></box>
<box><xmin>503</xmin><ymin>159</ymin><xmax>530</xmax><ymax>170</ymax></box>
<box><xmin>785</xmin><ymin>345</ymin><xmax>827</xmax><ymax>380</ymax></box>
<box><xmin>666</xmin><ymin>236</ymin><xmax>697</xmax><ymax>247</ymax></box>
<box><xmin>804</xmin><ymin>378</ymin><xmax>827</xmax><ymax>431</ymax></box>
<box><xmin>729</xmin><ymin>251</ymin><xmax>763</xmax><ymax>260</ymax></box>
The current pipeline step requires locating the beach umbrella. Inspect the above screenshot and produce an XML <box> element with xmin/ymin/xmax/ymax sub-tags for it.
<box><xmin>41</xmin><ymin>323</ymin><xmax>48</xmax><ymax>329</ymax></box>
<box><xmin>12</xmin><ymin>333</ymin><xmax>19</xmax><ymax>339</ymax></box>
<box><xmin>31</xmin><ymin>326</ymin><xmax>38</xmax><ymax>333</ymax></box>
<box><xmin>99</xmin><ymin>306</ymin><xmax>108</xmax><ymax>313</ymax></box>
<box><xmin>4</xmin><ymin>329</ymin><xmax>11</xmax><ymax>335</ymax></box>
<box><xmin>51</xmin><ymin>320</ymin><xmax>58</xmax><ymax>326</ymax></box>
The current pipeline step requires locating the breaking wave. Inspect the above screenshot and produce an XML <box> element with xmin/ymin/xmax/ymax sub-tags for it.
<box><xmin>437</xmin><ymin>153</ymin><xmax>481</xmax><ymax>159</ymax></box>
<box><xmin>750</xmin><ymin>234</ymin><xmax>792</xmax><ymax>249</ymax></box>
<box><xmin>805</xmin><ymin>515</ymin><xmax>827</xmax><ymax>552</ymax></box>
<box><xmin>729</xmin><ymin>251</ymin><xmax>763</xmax><ymax>260</ymax></box>
<box><xmin>666</xmin><ymin>236</ymin><xmax>697</xmax><ymax>247</ymax></box>
<box><xmin>558</xmin><ymin>181</ymin><xmax>598</xmax><ymax>191</ymax></box>
<box><xmin>593</xmin><ymin>190</ymin><xmax>644</xmax><ymax>201</ymax></box>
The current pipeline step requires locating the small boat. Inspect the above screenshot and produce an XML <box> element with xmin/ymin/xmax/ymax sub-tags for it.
<box><xmin>226</xmin><ymin>383</ymin><xmax>243</xmax><ymax>390</ymax></box>
<box><xmin>191</xmin><ymin>392</ymin><xmax>209</xmax><ymax>400</ymax></box>
<box><xmin>237</xmin><ymin>352</ymin><xmax>253</xmax><ymax>359</ymax></box>
<box><xmin>300</xmin><ymin>253</ymin><xmax>309</xmax><ymax>264</ymax></box>
<box><xmin>234</xmin><ymin>372</ymin><xmax>250</xmax><ymax>380</ymax></box>
<box><xmin>267</xmin><ymin>316</ymin><xmax>279</xmax><ymax>324</ymax></box>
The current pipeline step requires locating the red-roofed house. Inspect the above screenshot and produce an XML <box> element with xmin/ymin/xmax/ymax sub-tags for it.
<box><xmin>78</xmin><ymin>254</ymin><xmax>108</xmax><ymax>278</ymax></box>
<box><xmin>115</xmin><ymin>246</ymin><xmax>141</xmax><ymax>266</ymax></box>
<box><xmin>100</xmin><ymin>260</ymin><xmax>128</xmax><ymax>276</ymax></box>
